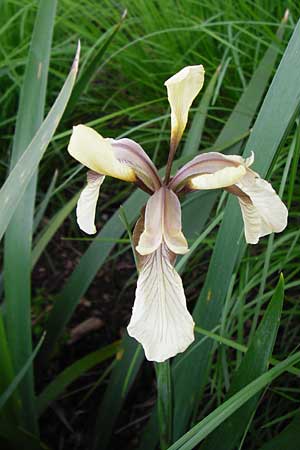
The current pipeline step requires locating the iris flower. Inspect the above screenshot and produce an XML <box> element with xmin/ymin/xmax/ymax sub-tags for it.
<box><xmin>68</xmin><ymin>65</ymin><xmax>287</xmax><ymax>362</ymax></box>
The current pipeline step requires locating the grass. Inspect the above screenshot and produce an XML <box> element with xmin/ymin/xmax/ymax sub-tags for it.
<box><xmin>0</xmin><ymin>1</ymin><xmax>300</xmax><ymax>449</ymax></box>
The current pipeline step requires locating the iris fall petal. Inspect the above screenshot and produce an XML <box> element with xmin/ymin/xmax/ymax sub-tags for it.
<box><xmin>76</xmin><ymin>171</ymin><xmax>105</xmax><ymax>234</ymax></box>
<box><xmin>127</xmin><ymin>243</ymin><xmax>194</xmax><ymax>362</ymax></box>
<box><xmin>236</xmin><ymin>172</ymin><xmax>288</xmax><ymax>244</ymax></box>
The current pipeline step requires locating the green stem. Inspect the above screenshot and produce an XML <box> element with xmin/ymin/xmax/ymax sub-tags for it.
<box><xmin>155</xmin><ymin>360</ymin><xmax>173</xmax><ymax>449</ymax></box>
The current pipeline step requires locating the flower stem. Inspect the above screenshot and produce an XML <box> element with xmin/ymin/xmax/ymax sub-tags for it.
<box><xmin>155</xmin><ymin>360</ymin><xmax>173</xmax><ymax>449</ymax></box>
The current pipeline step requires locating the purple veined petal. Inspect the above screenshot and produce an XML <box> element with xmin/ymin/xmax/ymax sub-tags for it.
<box><xmin>136</xmin><ymin>188</ymin><xmax>164</xmax><ymax>255</ymax></box>
<box><xmin>164</xmin><ymin>188</ymin><xmax>188</xmax><ymax>254</ymax></box>
<box><xmin>232</xmin><ymin>170</ymin><xmax>288</xmax><ymax>244</ymax></box>
<box><xmin>110</xmin><ymin>138</ymin><xmax>162</xmax><ymax>192</ymax></box>
<box><xmin>76</xmin><ymin>170</ymin><xmax>105</xmax><ymax>234</ymax></box>
<box><xmin>136</xmin><ymin>187</ymin><xmax>188</xmax><ymax>256</ymax></box>
<box><xmin>127</xmin><ymin>243</ymin><xmax>194</xmax><ymax>362</ymax></box>
<box><xmin>169</xmin><ymin>152</ymin><xmax>249</xmax><ymax>192</ymax></box>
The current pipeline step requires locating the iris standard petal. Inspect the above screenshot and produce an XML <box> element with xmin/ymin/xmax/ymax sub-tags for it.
<box><xmin>136</xmin><ymin>187</ymin><xmax>188</xmax><ymax>256</ymax></box>
<box><xmin>165</xmin><ymin>65</ymin><xmax>205</xmax><ymax>150</ymax></box>
<box><xmin>170</xmin><ymin>152</ymin><xmax>247</xmax><ymax>192</ymax></box>
<box><xmin>164</xmin><ymin>188</ymin><xmax>188</xmax><ymax>254</ymax></box>
<box><xmin>235</xmin><ymin>172</ymin><xmax>288</xmax><ymax>244</ymax></box>
<box><xmin>136</xmin><ymin>188</ymin><xmax>164</xmax><ymax>255</ymax></box>
<box><xmin>68</xmin><ymin>125</ymin><xmax>136</xmax><ymax>182</ymax></box>
<box><xmin>76</xmin><ymin>171</ymin><xmax>105</xmax><ymax>234</ymax></box>
<box><xmin>127</xmin><ymin>243</ymin><xmax>194</xmax><ymax>362</ymax></box>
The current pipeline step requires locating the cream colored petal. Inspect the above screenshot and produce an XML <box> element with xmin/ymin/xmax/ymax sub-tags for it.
<box><xmin>170</xmin><ymin>151</ymin><xmax>253</xmax><ymax>192</ymax></box>
<box><xmin>236</xmin><ymin>173</ymin><xmax>288</xmax><ymax>244</ymax></box>
<box><xmin>238</xmin><ymin>199</ymin><xmax>273</xmax><ymax>244</ymax></box>
<box><xmin>165</xmin><ymin>65</ymin><xmax>205</xmax><ymax>149</ymax></box>
<box><xmin>76</xmin><ymin>171</ymin><xmax>105</xmax><ymax>234</ymax></box>
<box><xmin>189</xmin><ymin>165</ymin><xmax>246</xmax><ymax>190</ymax></box>
<box><xmin>127</xmin><ymin>243</ymin><xmax>194</xmax><ymax>362</ymax></box>
<box><xmin>164</xmin><ymin>188</ymin><xmax>188</xmax><ymax>254</ymax></box>
<box><xmin>68</xmin><ymin>125</ymin><xmax>136</xmax><ymax>182</ymax></box>
<box><xmin>136</xmin><ymin>188</ymin><xmax>164</xmax><ymax>255</ymax></box>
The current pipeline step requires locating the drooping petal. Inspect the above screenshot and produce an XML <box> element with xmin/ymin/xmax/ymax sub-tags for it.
<box><xmin>76</xmin><ymin>171</ymin><xmax>105</xmax><ymax>234</ymax></box>
<box><xmin>165</xmin><ymin>65</ymin><xmax>205</xmax><ymax>150</ymax></box>
<box><xmin>136</xmin><ymin>187</ymin><xmax>188</xmax><ymax>256</ymax></box>
<box><xmin>164</xmin><ymin>188</ymin><xmax>188</xmax><ymax>254</ymax></box>
<box><xmin>110</xmin><ymin>138</ymin><xmax>161</xmax><ymax>191</ymax></box>
<box><xmin>127</xmin><ymin>243</ymin><xmax>194</xmax><ymax>362</ymax></box>
<box><xmin>136</xmin><ymin>188</ymin><xmax>164</xmax><ymax>255</ymax></box>
<box><xmin>235</xmin><ymin>172</ymin><xmax>288</xmax><ymax>244</ymax></box>
<box><xmin>170</xmin><ymin>152</ymin><xmax>248</xmax><ymax>192</ymax></box>
<box><xmin>68</xmin><ymin>125</ymin><xmax>136</xmax><ymax>182</ymax></box>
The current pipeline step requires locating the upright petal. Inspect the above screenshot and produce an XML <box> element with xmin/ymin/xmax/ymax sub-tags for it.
<box><xmin>68</xmin><ymin>125</ymin><xmax>136</xmax><ymax>182</ymax></box>
<box><xmin>164</xmin><ymin>188</ymin><xmax>188</xmax><ymax>254</ymax></box>
<box><xmin>76</xmin><ymin>171</ymin><xmax>105</xmax><ymax>234</ymax></box>
<box><xmin>127</xmin><ymin>243</ymin><xmax>194</xmax><ymax>362</ymax></box>
<box><xmin>136</xmin><ymin>188</ymin><xmax>164</xmax><ymax>255</ymax></box>
<box><xmin>235</xmin><ymin>171</ymin><xmax>288</xmax><ymax>244</ymax></box>
<box><xmin>165</xmin><ymin>65</ymin><xmax>205</xmax><ymax>150</ymax></box>
<box><xmin>136</xmin><ymin>187</ymin><xmax>188</xmax><ymax>256</ymax></box>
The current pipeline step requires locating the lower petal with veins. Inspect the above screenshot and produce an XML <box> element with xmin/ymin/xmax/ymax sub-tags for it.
<box><xmin>127</xmin><ymin>243</ymin><xmax>194</xmax><ymax>362</ymax></box>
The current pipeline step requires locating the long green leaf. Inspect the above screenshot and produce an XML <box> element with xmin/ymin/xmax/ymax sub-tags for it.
<box><xmin>64</xmin><ymin>10</ymin><xmax>127</xmax><ymax>117</ymax></box>
<box><xmin>0</xmin><ymin>44</ymin><xmax>80</xmax><ymax>243</ymax></box>
<box><xmin>3</xmin><ymin>0</ymin><xmax>57</xmax><ymax>434</ymax></box>
<box><xmin>37</xmin><ymin>341</ymin><xmax>120</xmax><ymax>416</ymax></box>
<box><xmin>167</xmin><ymin>352</ymin><xmax>300</xmax><ymax>450</ymax></box>
<box><xmin>201</xmin><ymin>275</ymin><xmax>284</xmax><ymax>450</ymax></box>
<box><xmin>155</xmin><ymin>361</ymin><xmax>173</xmax><ymax>450</ymax></box>
<box><xmin>92</xmin><ymin>335</ymin><xmax>144</xmax><ymax>450</ymax></box>
<box><xmin>173</xmin><ymin>18</ymin><xmax>300</xmax><ymax>438</ymax></box>
<box><xmin>0</xmin><ymin>336</ymin><xmax>44</xmax><ymax>411</ymax></box>
<box><xmin>0</xmin><ymin>313</ymin><xmax>19</xmax><ymax>426</ymax></box>
<box><xmin>258</xmin><ymin>414</ymin><xmax>300</xmax><ymax>450</ymax></box>
<box><xmin>32</xmin><ymin>192</ymin><xmax>80</xmax><ymax>268</ymax></box>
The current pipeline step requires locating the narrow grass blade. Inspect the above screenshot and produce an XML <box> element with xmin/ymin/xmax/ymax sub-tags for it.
<box><xmin>0</xmin><ymin>312</ymin><xmax>20</xmax><ymax>425</ymax></box>
<box><xmin>201</xmin><ymin>275</ymin><xmax>284</xmax><ymax>450</ymax></box>
<box><xmin>173</xmin><ymin>18</ymin><xmax>300</xmax><ymax>438</ymax></box>
<box><xmin>0</xmin><ymin>335</ymin><xmax>44</xmax><ymax>410</ymax></box>
<box><xmin>258</xmin><ymin>414</ymin><xmax>300</xmax><ymax>450</ymax></box>
<box><xmin>92</xmin><ymin>335</ymin><xmax>144</xmax><ymax>450</ymax></box>
<box><xmin>37</xmin><ymin>341</ymin><xmax>120</xmax><ymax>416</ymax></box>
<box><xmin>33</xmin><ymin>170</ymin><xmax>58</xmax><ymax>233</ymax></box>
<box><xmin>32</xmin><ymin>192</ymin><xmax>80</xmax><ymax>268</ymax></box>
<box><xmin>65</xmin><ymin>10</ymin><xmax>126</xmax><ymax>117</ymax></box>
<box><xmin>167</xmin><ymin>352</ymin><xmax>300</xmax><ymax>450</ymax></box>
<box><xmin>3</xmin><ymin>0</ymin><xmax>57</xmax><ymax>434</ymax></box>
